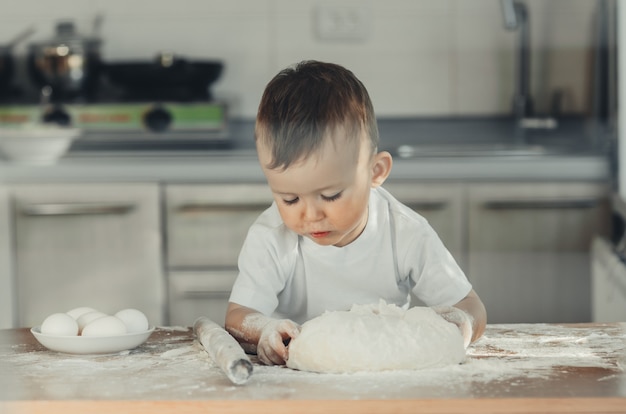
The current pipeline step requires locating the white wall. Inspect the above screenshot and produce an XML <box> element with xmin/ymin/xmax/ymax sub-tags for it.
<box><xmin>0</xmin><ymin>0</ymin><xmax>597</xmax><ymax>119</ymax></box>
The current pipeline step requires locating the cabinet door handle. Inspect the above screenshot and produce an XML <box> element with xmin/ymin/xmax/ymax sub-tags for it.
<box><xmin>406</xmin><ymin>201</ymin><xmax>448</xmax><ymax>211</ymax></box>
<box><xmin>20</xmin><ymin>203</ymin><xmax>136</xmax><ymax>216</ymax></box>
<box><xmin>482</xmin><ymin>199</ymin><xmax>599</xmax><ymax>210</ymax></box>
<box><xmin>176</xmin><ymin>203</ymin><xmax>271</xmax><ymax>213</ymax></box>
<box><xmin>180</xmin><ymin>290</ymin><xmax>232</xmax><ymax>299</ymax></box>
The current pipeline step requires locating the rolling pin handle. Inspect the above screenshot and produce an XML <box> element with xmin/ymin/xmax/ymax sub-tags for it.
<box><xmin>193</xmin><ymin>316</ymin><xmax>254</xmax><ymax>385</ymax></box>
<box><xmin>230</xmin><ymin>359</ymin><xmax>254</xmax><ymax>385</ymax></box>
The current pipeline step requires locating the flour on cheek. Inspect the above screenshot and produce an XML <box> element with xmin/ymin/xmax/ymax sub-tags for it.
<box><xmin>286</xmin><ymin>301</ymin><xmax>466</xmax><ymax>373</ymax></box>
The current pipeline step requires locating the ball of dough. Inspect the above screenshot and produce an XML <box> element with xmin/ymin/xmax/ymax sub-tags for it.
<box><xmin>41</xmin><ymin>313</ymin><xmax>79</xmax><ymax>336</ymax></box>
<box><xmin>81</xmin><ymin>316</ymin><xmax>127</xmax><ymax>337</ymax></box>
<box><xmin>76</xmin><ymin>311</ymin><xmax>108</xmax><ymax>334</ymax></box>
<box><xmin>66</xmin><ymin>307</ymin><xmax>97</xmax><ymax>320</ymax></box>
<box><xmin>286</xmin><ymin>301</ymin><xmax>466</xmax><ymax>373</ymax></box>
<box><xmin>114</xmin><ymin>308</ymin><xmax>149</xmax><ymax>333</ymax></box>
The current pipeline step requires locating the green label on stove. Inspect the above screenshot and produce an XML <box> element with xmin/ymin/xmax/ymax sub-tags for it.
<box><xmin>66</xmin><ymin>103</ymin><xmax>226</xmax><ymax>131</ymax></box>
<box><xmin>168</xmin><ymin>104</ymin><xmax>225</xmax><ymax>129</ymax></box>
<box><xmin>0</xmin><ymin>103</ymin><xmax>227</xmax><ymax>131</ymax></box>
<box><xmin>66</xmin><ymin>105</ymin><xmax>145</xmax><ymax>128</ymax></box>
<box><xmin>0</xmin><ymin>106</ymin><xmax>41</xmax><ymax>124</ymax></box>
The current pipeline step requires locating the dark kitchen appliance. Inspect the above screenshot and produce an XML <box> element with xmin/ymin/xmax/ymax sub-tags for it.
<box><xmin>1</xmin><ymin>40</ymin><xmax>228</xmax><ymax>152</ymax></box>
<box><xmin>104</xmin><ymin>54</ymin><xmax>224</xmax><ymax>102</ymax></box>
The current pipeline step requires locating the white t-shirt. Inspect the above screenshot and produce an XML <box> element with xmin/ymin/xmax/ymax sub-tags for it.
<box><xmin>229</xmin><ymin>186</ymin><xmax>472</xmax><ymax>324</ymax></box>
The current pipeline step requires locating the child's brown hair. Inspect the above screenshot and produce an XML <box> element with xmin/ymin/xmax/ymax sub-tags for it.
<box><xmin>255</xmin><ymin>60</ymin><xmax>379</xmax><ymax>170</ymax></box>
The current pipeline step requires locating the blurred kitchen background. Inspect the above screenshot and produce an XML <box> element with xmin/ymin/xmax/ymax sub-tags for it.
<box><xmin>0</xmin><ymin>0</ymin><xmax>624</xmax><ymax>329</ymax></box>
<box><xmin>0</xmin><ymin>0</ymin><xmax>612</xmax><ymax>118</ymax></box>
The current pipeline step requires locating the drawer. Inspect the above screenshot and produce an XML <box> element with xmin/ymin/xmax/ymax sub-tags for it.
<box><xmin>167</xmin><ymin>270</ymin><xmax>237</xmax><ymax>327</ymax></box>
<box><xmin>165</xmin><ymin>184</ymin><xmax>273</xmax><ymax>268</ymax></box>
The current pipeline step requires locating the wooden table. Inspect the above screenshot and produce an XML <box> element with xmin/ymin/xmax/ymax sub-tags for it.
<box><xmin>1</xmin><ymin>323</ymin><xmax>625</xmax><ymax>414</ymax></box>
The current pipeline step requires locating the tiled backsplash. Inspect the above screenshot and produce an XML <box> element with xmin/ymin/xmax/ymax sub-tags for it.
<box><xmin>0</xmin><ymin>0</ymin><xmax>598</xmax><ymax>118</ymax></box>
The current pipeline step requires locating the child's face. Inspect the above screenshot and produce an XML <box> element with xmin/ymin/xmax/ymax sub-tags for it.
<box><xmin>258</xmin><ymin>129</ymin><xmax>388</xmax><ymax>247</ymax></box>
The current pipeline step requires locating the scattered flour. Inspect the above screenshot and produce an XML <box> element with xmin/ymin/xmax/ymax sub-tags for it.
<box><xmin>1</xmin><ymin>323</ymin><xmax>624</xmax><ymax>400</ymax></box>
<box><xmin>160</xmin><ymin>345</ymin><xmax>199</xmax><ymax>359</ymax></box>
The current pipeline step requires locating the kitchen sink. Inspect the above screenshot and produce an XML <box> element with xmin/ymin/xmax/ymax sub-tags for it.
<box><xmin>394</xmin><ymin>143</ymin><xmax>582</xmax><ymax>158</ymax></box>
<box><xmin>376</xmin><ymin>116</ymin><xmax>608</xmax><ymax>159</ymax></box>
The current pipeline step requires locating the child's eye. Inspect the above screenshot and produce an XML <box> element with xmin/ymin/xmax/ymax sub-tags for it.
<box><xmin>283</xmin><ymin>197</ymin><xmax>299</xmax><ymax>206</ymax></box>
<box><xmin>322</xmin><ymin>192</ymin><xmax>342</xmax><ymax>202</ymax></box>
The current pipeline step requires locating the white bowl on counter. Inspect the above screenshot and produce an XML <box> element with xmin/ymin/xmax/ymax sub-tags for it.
<box><xmin>0</xmin><ymin>125</ymin><xmax>81</xmax><ymax>165</ymax></box>
<box><xmin>31</xmin><ymin>326</ymin><xmax>155</xmax><ymax>354</ymax></box>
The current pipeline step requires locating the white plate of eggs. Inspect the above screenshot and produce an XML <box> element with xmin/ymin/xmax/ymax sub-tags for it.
<box><xmin>31</xmin><ymin>307</ymin><xmax>154</xmax><ymax>354</ymax></box>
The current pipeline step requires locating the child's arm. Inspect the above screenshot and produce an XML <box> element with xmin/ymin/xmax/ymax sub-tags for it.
<box><xmin>453</xmin><ymin>289</ymin><xmax>487</xmax><ymax>342</ymax></box>
<box><xmin>225</xmin><ymin>302</ymin><xmax>300</xmax><ymax>365</ymax></box>
<box><xmin>434</xmin><ymin>289</ymin><xmax>487</xmax><ymax>347</ymax></box>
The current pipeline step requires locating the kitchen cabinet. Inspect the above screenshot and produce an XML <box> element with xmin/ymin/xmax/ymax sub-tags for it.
<box><xmin>164</xmin><ymin>184</ymin><xmax>274</xmax><ymax>326</ymax></box>
<box><xmin>467</xmin><ymin>182</ymin><xmax>611</xmax><ymax>323</ymax></box>
<box><xmin>167</xmin><ymin>270</ymin><xmax>242</xmax><ymax>327</ymax></box>
<box><xmin>164</xmin><ymin>180</ymin><xmax>610</xmax><ymax>325</ymax></box>
<box><xmin>2</xmin><ymin>176</ymin><xmax>610</xmax><ymax>329</ymax></box>
<box><xmin>0</xmin><ymin>187</ymin><xmax>13</xmax><ymax>329</ymax></box>
<box><xmin>12</xmin><ymin>184</ymin><xmax>164</xmax><ymax>327</ymax></box>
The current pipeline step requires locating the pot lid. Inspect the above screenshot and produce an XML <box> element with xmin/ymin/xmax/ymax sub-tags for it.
<box><xmin>30</xmin><ymin>21</ymin><xmax>100</xmax><ymax>51</ymax></box>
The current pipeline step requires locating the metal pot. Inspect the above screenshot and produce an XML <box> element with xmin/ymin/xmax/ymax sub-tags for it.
<box><xmin>27</xmin><ymin>21</ymin><xmax>102</xmax><ymax>101</ymax></box>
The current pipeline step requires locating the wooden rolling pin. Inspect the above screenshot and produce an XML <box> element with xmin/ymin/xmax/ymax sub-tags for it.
<box><xmin>193</xmin><ymin>317</ymin><xmax>253</xmax><ymax>385</ymax></box>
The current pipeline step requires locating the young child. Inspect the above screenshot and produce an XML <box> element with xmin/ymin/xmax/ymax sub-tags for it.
<box><xmin>225</xmin><ymin>60</ymin><xmax>487</xmax><ymax>366</ymax></box>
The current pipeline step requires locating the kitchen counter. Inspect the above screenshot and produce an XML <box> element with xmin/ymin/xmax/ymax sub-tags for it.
<box><xmin>0</xmin><ymin>152</ymin><xmax>610</xmax><ymax>184</ymax></box>
<box><xmin>0</xmin><ymin>117</ymin><xmax>613</xmax><ymax>183</ymax></box>
<box><xmin>1</xmin><ymin>323</ymin><xmax>625</xmax><ymax>414</ymax></box>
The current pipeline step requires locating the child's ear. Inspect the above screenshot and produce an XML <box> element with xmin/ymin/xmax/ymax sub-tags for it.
<box><xmin>371</xmin><ymin>151</ymin><xmax>393</xmax><ymax>187</ymax></box>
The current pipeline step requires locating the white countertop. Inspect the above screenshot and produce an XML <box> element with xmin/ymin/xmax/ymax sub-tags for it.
<box><xmin>0</xmin><ymin>151</ymin><xmax>611</xmax><ymax>184</ymax></box>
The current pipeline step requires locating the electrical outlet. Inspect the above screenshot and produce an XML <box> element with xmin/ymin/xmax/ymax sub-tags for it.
<box><xmin>315</xmin><ymin>3</ymin><xmax>371</xmax><ymax>42</ymax></box>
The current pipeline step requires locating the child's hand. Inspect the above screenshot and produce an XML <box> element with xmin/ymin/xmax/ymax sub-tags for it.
<box><xmin>257</xmin><ymin>318</ymin><xmax>301</xmax><ymax>365</ymax></box>
<box><xmin>432</xmin><ymin>306</ymin><xmax>473</xmax><ymax>349</ymax></box>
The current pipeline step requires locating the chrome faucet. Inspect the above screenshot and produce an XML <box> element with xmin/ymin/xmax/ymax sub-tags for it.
<box><xmin>501</xmin><ymin>0</ymin><xmax>531</xmax><ymax>120</ymax></box>
<box><xmin>500</xmin><ymin>0</ymin><xmax>557</xmax><ymax>142</ymax></box>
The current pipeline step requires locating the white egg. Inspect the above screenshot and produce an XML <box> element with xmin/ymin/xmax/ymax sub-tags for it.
<box><xmin>41</xmin><ymin>313</ymin><xmax>79</xmax><ymax>336</ymax></box>
<box><xmin>115</xmin><ymin>308</ymin><xmax>149</xmax><ymax>333</ymax></box>
<box><xmin>81</xmin><ymin>315</ymin><xmax>127</xmax><ymax>337</ymax></box>
<box><xmin>66</xmin><ymin>306</ymin><xmax>97</xmax><ymax>320</ymax></box>
<box><xmin>76</xmin><ymin>311</ymin><xmax>108</xmax><ymax>334</ymax></box>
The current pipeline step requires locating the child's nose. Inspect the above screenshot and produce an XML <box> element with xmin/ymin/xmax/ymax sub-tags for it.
<box><xmin>302</xmin><ymin>202</ymin><xmax>323</xmax><ymax>221</ymax></box>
